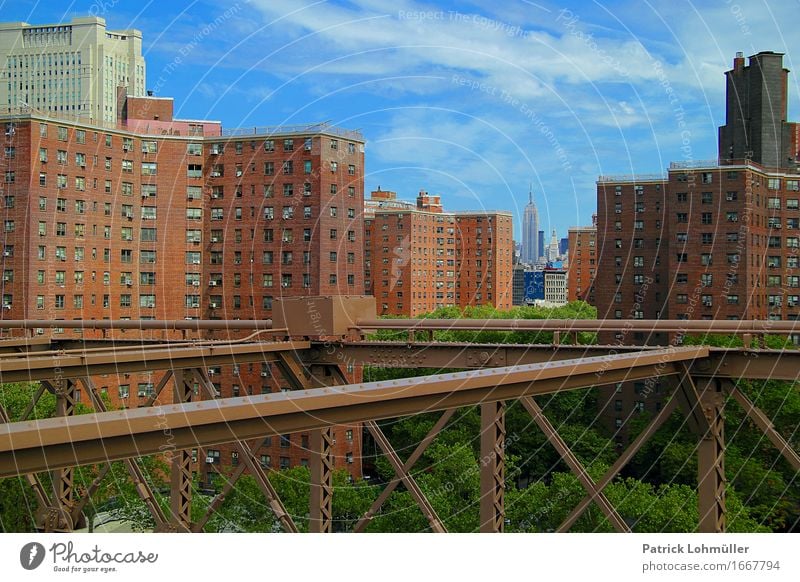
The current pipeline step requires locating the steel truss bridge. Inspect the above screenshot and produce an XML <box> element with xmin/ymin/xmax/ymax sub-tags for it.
<box><xmin>0</xmin><ymin>297</ymin><xmax>798</xmax><ymax>534</ymax></box>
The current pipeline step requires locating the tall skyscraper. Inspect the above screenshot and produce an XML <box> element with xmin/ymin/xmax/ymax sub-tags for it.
<box><xmin>0</xmin><ymin>17</ymin><xmax>146</xmax><ymax>122</ymax></box>
<box><xmin>547</xmin><ymin>229</ymin><xmax>559</xmax><ymax>262</ymax></box>
<box><xmin>538</xmin><ymin>230</ymin><xmax>545</xmax><ymax>259</ymax></box>
<box><xmin>718</xmin><ymin>51</ymin><xmax>799</xmax><ymax>168</ymax></box>
<box><xmin>521</xmin><ymin>187</ymin><xmax>539</xmax><ymax>264</ymax></box>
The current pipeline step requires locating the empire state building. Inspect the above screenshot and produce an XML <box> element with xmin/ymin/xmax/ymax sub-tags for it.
<box><xmin>521</xmin><ymin>188</ymin><xmax>539</xmax><ymax>264</ymax></box>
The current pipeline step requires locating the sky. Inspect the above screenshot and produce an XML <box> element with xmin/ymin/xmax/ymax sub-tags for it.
<box><xmin>3</xmin><ymin>0</ymin><xmax>800</xmax><ymax>240</ymax></box>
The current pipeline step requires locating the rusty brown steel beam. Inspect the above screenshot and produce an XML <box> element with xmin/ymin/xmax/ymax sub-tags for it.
<box><xmin>697</xmin><ymin>382</ymin><xmax>726</xmax><ymax>533</ymax></box>
<box><xmin>166</xmin><ymin>370</ymin><xmax>195</xmax><ymax>532</ymax></box>
<box><xmin>0</xmin><ymin>347</ymin><xmax>707</xmax><ymax>478</ymax></box>
<box><xmin>558</xmin><ymin>397</ymin><xmax>679</xmax><ymax>532</ymax></box>
<box><xmin>310</xmin><ymin>342</ymin><xmax>654</xmax><ymax>369</ymax></box>
<box><xmin>355</xmin><ymin>318</ymin><xmax>800</xmax><ymax>334</ymax></box>
<box><xmin>521</xmin><ymin>397</ymin><xmax>629</xmax><ymax>533</ymax></box>
<box><xmin>365</xmin><ymin>420</ymin><xmax>447</xmax><ymax>533</ymax></box>
<box><xmin>353</xmin><ymin>409</ymin><xmax>456</xmax><ymax>533</ymax></box>
<box><xmin>309</xmin><ymin>428</ymin><xmax>334</xmax><ymax>533</ymax></box>
<box><xmin>0</xmin><ymin>336</ymin><xmax>53</xmax><ymax>352</ymax></box>
<box><xmin>0</xmin><ymin>319</ymin><xmax>273</xmax><ymax>331</ymax></box>
<box><xmin>0</xmin><ymin>340</ymin><xmax>308</xmax><ymax>384</ymax></box>
<box><xmin>315</xmin><ymin>343</ymin><xmax>800</xmax><ymax>381</ymax></box>
<box><xmin>725</xmin><ymin>383</ymin><xmax>800</xmax><ymax>471</ymax></box>
<box><xmin>479</xmin><ymin>401</ymin><xmax>505</xmax><ymax>533</ymax></box>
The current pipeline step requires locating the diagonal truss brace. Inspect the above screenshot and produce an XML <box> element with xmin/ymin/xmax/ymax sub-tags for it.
<box><xmin>558</xmin><ymin>397</ymin><xmax>678</xmax><ymax>532</ymax></box>
<box><xmin>365</xmin><ymin>420</ymin><xmax>447</xmax><ymax>532</ymax></box>
<box><xmin>724</xmin><ymin>382</ymin><xmax>800</xmax><ymax>471</ymax></box>
<box><xmin>190</xmin><ymin>368</ymin><xmax>298</xmax><ymax>533</ymax></box>
<box><xmin>81</xmin><ymin>377</ymin><xmax>168</xmax><ymax>529</ymax></box>
<box><xmin>0</xmin><ymin>391</ymin><xmax>50</xmax><ymax>509</ymax></box>
<box><xmin>521</xmin><ymin>397</ymin><xmax>630</xmax><ymax>533</ymax></box>
<box><xmin>354</xmin><ymin>409</ymin><xmax>456</xmax><ymax>533</ymax></box>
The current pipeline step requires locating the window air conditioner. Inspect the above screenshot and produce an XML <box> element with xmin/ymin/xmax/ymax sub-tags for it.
<box><xmin>191</xmin><ymin>303</ymin><xmax>199</xmax><ymax>308</ymax></box>
<box><xmin>192</xmin><ymin>281</ymin><xmax>200</xmax><ymax>286</ymax></box>
<box><xmin>205</xmin><ymin>457</ymin><xmax>215</xmax><ymax>464</ymax></box>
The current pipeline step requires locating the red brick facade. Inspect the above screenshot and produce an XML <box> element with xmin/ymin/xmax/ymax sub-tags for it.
<box><xmin>363</xmin><ymin>190</ymin><xmax>514</xmax><ymax>316</ymax></box>
<box><xmin>0</xmin><ymin>110</ymin><xmax>365</xmax><ymax>481</ymax></box>
<box><xmin>567</xmin><ymin>224</ymin><xmax>597</xmax><ymax>303</ymax></box>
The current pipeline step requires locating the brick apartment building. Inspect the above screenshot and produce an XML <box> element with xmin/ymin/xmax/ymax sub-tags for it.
<box><xmin>0</xmin><ymin>92</ymin><xmax>365</xmax><ymax>483</ymax></box>
<box><xmin>566</xmin><ymin>215</ymin><xmax>597</xmax><ymax>304</ymax></box>
<box><xmin>595</xmin><ymin>51</ymin><xmax>800</xmax><ymax>439</ymax></box>
<box><xmin>363</xmin><ymin>188</ymin><xmax>514</xmax><ymax>316</ymax></box>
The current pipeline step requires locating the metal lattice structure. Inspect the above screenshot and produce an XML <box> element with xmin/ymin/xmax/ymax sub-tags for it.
<box><xmin>0</xmin><ymin>297</ymin><xmax>799</xmax><ymax>533</ymax></box>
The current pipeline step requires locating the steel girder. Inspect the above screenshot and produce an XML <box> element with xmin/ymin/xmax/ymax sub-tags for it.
<box><xmin>0</xmin><ymin>347</ymin><xmax>706</xmax><ymax>478</ymax></box>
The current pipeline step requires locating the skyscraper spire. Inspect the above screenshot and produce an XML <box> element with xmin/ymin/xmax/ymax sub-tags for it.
<box><xmin>522</xmin><ymin>185</ymin><xmax>539</xmax><ymax>264</ymax></box>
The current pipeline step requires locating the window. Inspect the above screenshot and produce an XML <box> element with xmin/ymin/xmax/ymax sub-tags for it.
<box><xmin>141</xmin><ymin>206</ymin><xmax>157</xmax><ymax>220</ymax></box>
<box><xmin>283</xmin><ymin>183</ymin><xmax>293</xmax><ymax>197</ymax></box>
<box><xmin>283</xmin><ymin>139</ymin><xmax>294</xmax><ymax>151</ymax></box>
<box><xmin>701</xmin><ymin>172</ymin><xmax>712</xmax><ymax>184</ymax></box>
<box><xmin>726</xmin><ymin>191</ymin><xmax>738</xmax><ymax>201</ymax></box>
<box><xmin>701</xmin><ymin>213</ymin><xmax>712</xmax><ymax>225</ymax></box>
<box><xmin>330</xmin><ymin>229</ymin><xmax>338</xmax><ymax>240</ymax></box>
<box><xmin>701</xmin><ymin>192</ymin><xmax>712</xmax><ymax>204</ymax></box>
<box><xmin>701</xmin><ymin>273</ymin><xmax>713</xmax><ymax>287</ymax></box>
<box><xmin>676</xmin><ymin>213</ymin><xmax>688</xmax><ymax>223</ymax></box>
<box><xmin>726</xmin><ymin>211</ymin><xmax>738</xmax><ymax>222</ymax></box>
<box><xmin>768</xmin><ymin>178</ymin><xmax>781</xmax><ymax>190</ymax></box>
<box><xmin>701</xmin><ymin>253</ymin><xmax>712</xmax><ymax>266</ymax></box>
<box><xmin>676</xmin><ymin>192</ymin><xmax>687</xmax><ymax>202</ymax></box>
<box><xmin>139</xmin><ymin>294</ymin><xmax>156</xmax><ymax>308</ymax></box>
<box><xmin>121</xmin><ymin>160</ymin><xmax>133</xmax><ymax>173</ymax></box>
<box><xmin>283</xmin><ymin>161</ymin><xmax>293</xmax><ymax>174</ymax></box>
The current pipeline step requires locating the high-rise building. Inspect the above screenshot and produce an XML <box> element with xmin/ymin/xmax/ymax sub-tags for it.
<box><xmin>595</xmin><ymin>50</ymin><xmax>800</xmax><ymax>441</ymax></box>
<box><xmin>0</xmin><ymin>17</ymin><xmax>146</xmax><ymax>122</ymax></box>
<box><xmin>364</xmin><ymin>189</ymin><xmax>514</xmax><ymax>316</ymax></box>
<box><xmin>538</xmin><ymin>230</ymin><xmax>545</xmax><ymax>259</ymax></box>
<box><xmin>547</xmin><ymin>229</ymin><xmax>559</xmax><ymax>262</ymax></box>
<box><xmin>0</xmin><ymin>21</ymin><xmax>365</xmax><ymax>482</ymax></box>
<box><xmin>718</xmin><ymin>51</ymin><xmax>799</xmax><ymax>169</ymax></box>
<box><xmin>567</xmin><ymin>219</ymin><xmax>597</xmax><ymax>304</ymax></box>
<box><xmin>521</xmin><ymin>187</ymin><xmax>539</xmax><ymax>264</ymax></box>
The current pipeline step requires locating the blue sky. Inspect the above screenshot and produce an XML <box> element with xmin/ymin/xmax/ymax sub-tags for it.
<box><xmin>4</xmin><ymin>0</ymin><xmax>799</xmax><ymax>240</ymax></box>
